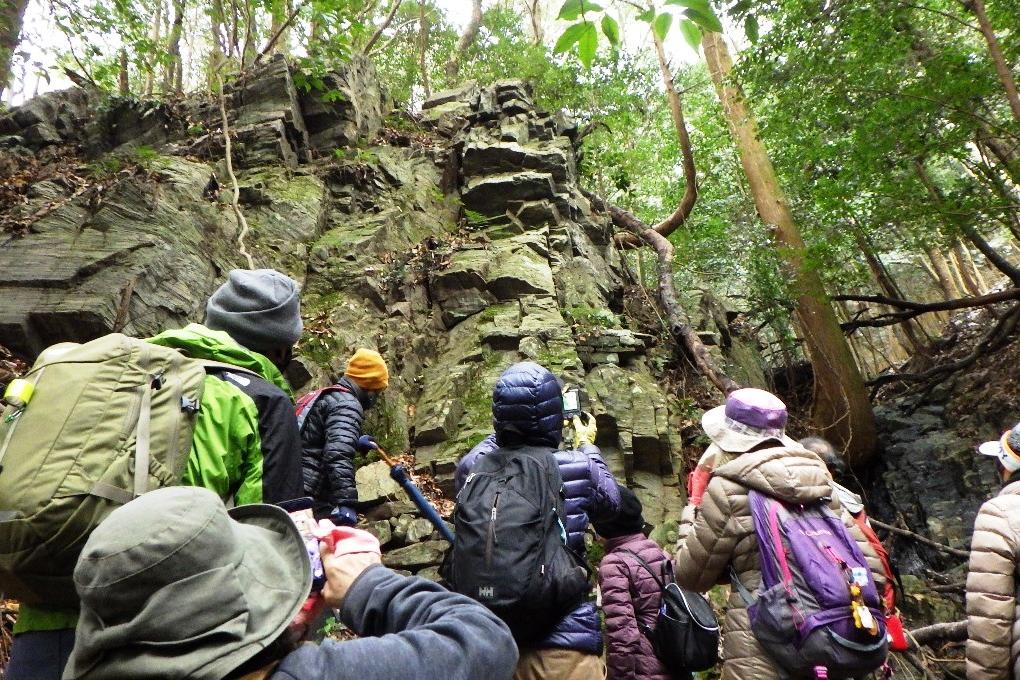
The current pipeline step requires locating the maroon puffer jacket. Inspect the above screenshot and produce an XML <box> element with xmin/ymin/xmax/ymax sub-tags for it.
<box><xmin>599</xmin><ymin>534</ymin><xmax>673</xmax><ymax>680</ymax></box>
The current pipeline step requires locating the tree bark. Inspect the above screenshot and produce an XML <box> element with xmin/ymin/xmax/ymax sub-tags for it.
<box><xmin>118</xmin><ymin>49</ymin><xmax>130</xmax><ymax>95</ymax></box>
<box><xmin>418</xmin><ymin>0</ymin><xmax>430</xmax><ymax>98</ymax></box>
<box><xmin>268</xmin><ymin>0</ymin><xmax>291</xmax><ymax>54</ymax></box>
<box><xmin>524</xmin><ymin>0</ymin><xmax>543</xmax><ymax>45</ymax></box>
<box><xmin>163</xmin><ymin>0</ymin><xmax>186</xmax><ymax>94</ymax></box>
<box><xmin>209</xmin><ymin>0</ymin><xmax>226</xmax><ymax>86</ymax></box>
<box><xmin>907</xmin><ymin>620</ymin><xmax>968</xmax><ymax>648</ymax></box>
<box><xmin>143</xmin><ymin>0</ymin><xmax>164</xmax><ymax>96</ymax></box>
<box><xmin>701</xmin><ymin>30</ymin><xmax>877</xmax><ymax>465</ymax></box>
<box><xmin>444</xmin><ymin>0</ymin><xmax>482</xmax><ymax>81</ymax></box>
<box><xmin>615</xmin><ymin>21</ymin><xmax>698</xmax><ymax>249</ymax></box>
<box><xmin>966</xmin><ymin>0</ymin><xmax>1020</xmax><ymax>126</ymax></box>
<box><xmin>0</xmin><ymin>0</ymin><xmax>30</xmax><ymax>100</ymax></box>
<box><xmin>241</xmin><ymin>0</ymin><xmax>257</xmax><ymax>67</ymax></box>
<box><xmin>952</xmin><ymin>240</ymin><xmax>984</xmax><ymax>296</ymax></box>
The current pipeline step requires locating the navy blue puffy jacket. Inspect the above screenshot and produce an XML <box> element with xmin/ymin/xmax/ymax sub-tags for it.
<box><xmin>455</xmin><ymin>362</ymin><xmax>621</xmax><ymax>654</ymax></box>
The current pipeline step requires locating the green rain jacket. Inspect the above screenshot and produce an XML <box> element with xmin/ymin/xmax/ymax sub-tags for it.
<box><xmin>16</xmin><ymin>324</ymin><xmax>304</xmax><ymax>634</ymax></box>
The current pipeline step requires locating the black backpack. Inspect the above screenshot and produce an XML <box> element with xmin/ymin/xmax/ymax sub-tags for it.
<box><xmin>445</xmin><ymin>445</ymin><xmax>590</xmax><ymax>643</ymax></box>
<box><xmin>622</xmin><ymin>550</ymin><xmax>720</xmax><ymax>676</ymax></box>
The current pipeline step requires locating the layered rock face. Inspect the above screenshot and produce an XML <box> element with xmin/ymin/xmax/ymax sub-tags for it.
<box><xmin>0</xmin><ymin>62</ymin><xmax>686</xmax><ymax>522</ymax></box>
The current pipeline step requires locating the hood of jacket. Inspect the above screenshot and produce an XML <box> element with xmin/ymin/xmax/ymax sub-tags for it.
<box><xmin>713</xmin><ymin>445</ymin><xmax>832</xmax><ymax>504</ymax></box>
<box><xmin>492</xmin><ymin>362</ymin><xmax>562</xmax><ymax>448</ymax></box>
<box><xmin>148</xmin><ymin>323</ymin><xmax>293</xmax><ymax>398</ymax></box>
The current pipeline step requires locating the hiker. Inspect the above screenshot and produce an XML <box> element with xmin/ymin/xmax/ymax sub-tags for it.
<box><xmin>451</xmin><ymin>362</ymin><xmax>620</xmax><ymax>680</ymax></box>
<box><xmin>5</xmin><ymin>268</ymin><xmax>306</xmax><ymax>680</ymax></box>
<box><xmin>966</xmin><ymin>423</ymin><xmax>1020</xmax><ymax>679</ymax></box>
<box><xmin>298</xmin><ymin>348</ymin><xmax>389</xmax><ymax>522</ymax></box>
<box><xmin>594</xmin><ymin>484</ymin><xmax>681</xmax><ymax>680</ymax></box>
<box><xmin>59</xmin><ymin>485</ymin><xmax>519</xmax><ymax>680</ymax></box>
<box><xmin>674</xmin><ymin>388</ymin><xmax>888</xmax><ymax>680</ymax></box>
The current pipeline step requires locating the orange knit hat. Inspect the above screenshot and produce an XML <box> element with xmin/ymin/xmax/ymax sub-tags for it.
<box><xmin>345</xmin><ymin>348</ymin><xmax>389</xmax><ymax>390</ymax></box>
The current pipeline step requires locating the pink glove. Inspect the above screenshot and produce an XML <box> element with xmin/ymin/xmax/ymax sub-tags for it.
<box><xmin>314</xmin><ymin>521</ymin><xmax>382</xmax><ymax>557</ymax></box>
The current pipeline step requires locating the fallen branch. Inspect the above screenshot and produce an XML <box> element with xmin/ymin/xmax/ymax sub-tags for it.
<box><xmin>907</xmin><ymin>620</ymin><xmax>968</xmax><ymax>649</ymax></box>
<box><xmin>586</xmin><ymin>191</ymin><xmax>739</xmax><ymax>396</ymax></box>
<box><xmin>870</xmin><ymin>518</ymin><xmax>970</xmax><ymax>558</ymax></box>
<box><xmin>837</xmin><ymin>288</ymin><xmax>1020</xmax><ymax>332</ymax></box>
<box><xmin>216</xmin><ymin>72</ymin><xmax>256</xmax><ymax>270</ymax></box>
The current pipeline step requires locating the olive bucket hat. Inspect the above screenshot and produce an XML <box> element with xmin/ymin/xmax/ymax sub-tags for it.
<box><xmin>63</xmin><ymin>486</ymin><xmax>311</xmax><ymax>680</ymax></box>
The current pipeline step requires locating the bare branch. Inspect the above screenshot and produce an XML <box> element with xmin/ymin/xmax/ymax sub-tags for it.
<box><xmin>586</xmin><ymin>191</ymin><xmax>740</xmax><ymax>395</ymax></box>
<box><xmin>869</xmin><ymin>518</ymin><xmax>969</xmax><ymax>558</ymax></box>
<box><xmin>362</xmin><ymin>0</ymin><xmax>403</xmax><ymax>55</ymax></box>
<box><xmin>906</xmin><ymin>620</ymin><xmax>968</xmax><ymax>649</ymax></box>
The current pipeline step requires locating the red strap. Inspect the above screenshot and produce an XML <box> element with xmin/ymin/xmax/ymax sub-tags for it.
<box><xmin>852</xmin><ymin>511</ymin><xmax>897</xmax><ymax>613</ymax></box>
<box><xmin>294</xmin><ymin>384</ymin><xmax>350</xmax><ymax>417</ymax></box>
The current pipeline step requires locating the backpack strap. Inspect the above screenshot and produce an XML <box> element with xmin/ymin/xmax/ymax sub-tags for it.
<box><xmin>133</xmin><ymin>376</ymin><xmax>154</xmax><ymax>497</ymax></box>
<box><xmin>729</xmin><ymin>567</ymin><xmax>756</xmax><ymax>606</ymax></box>
<box><xmin>620</xmin><ymin>549</ymin><xmax>667</xmax><ymax>591</ymax></box>
<box><xmin>295</xmin><ymin>385</ymin><xmax>351</xmax><ymax>432</ymax></box>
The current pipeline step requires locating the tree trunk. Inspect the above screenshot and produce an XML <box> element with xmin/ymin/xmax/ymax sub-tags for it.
<box><xmin>444</xmin><ymin>0</ymin><xmax>482</xmax><ymax>81</ymax></box>
<box><xmin>852</xmin><ymin>227</ymin><xmax>930</xmax><ymax>355</ymax></box>
<box><xmin>0</xmin><ymin>0</ymin><xmax>30</xmax><ymax>100</ymax></box>
<box><xmin>143</xmin><ymin>0</ymin><xmax>164</xmax><ymax>96</ymax></box>
<box><xmin>524</xmin><ymin>0</ymin><xmax>543</xmax><ymax>45</ymax></box>
<box><xmin>241</xmin><ymin>0</ymin><xmax>257</xmax><ymax>67</ymax></box>
<box><xmin>268</xmin><ymin>0</ymin><xmax>291</xmax><ymax>54</ymax></box>
<box><xmin>118</xmin><ymin>49</ymin><xmax>130</xmax><ymax>95</ymax></box>
<box><xmin>362</xmin><ymin>0</ymin><xmax>403</xmax><ymax>54</ymax></box>
<box><xmin>163</xmin><ymin>0</ymin><xmax>186</xmax><ymax>94</ymax></box>
<box><xmin>926</xmin><ymin>247</ymin><xmax>964</xmax><ymax>299</ymax></box>
<box><xmin>966</xmin><ymin>0</ymin><xmax>1020</xmax><ymax>126</ymax></box>
<box><xmin>616</xmin><ymin>21</ymin><xmax>698</xmax><ymax>248</ymax></box>
<box><xmin>209</xmin><ymin>0</ymin><xmax>226</xmax><ymax>85</ymax></box>
<box><xmin>701</xmin><ymin>30</ymin><xmax>877</xmax><ymax>465</ymax></box>
<box><xmin>418</xmin><ymin>0</ymin><xmax>430</xmax><ymax>98</ymax></box>
<box><xmin>916</xmin><ymin>159</ymin><xmax>1020</xmax><ymax>287</ymax></box>
<box><xmin>952</xmin><ymin>241</ymin><xmax>984</xmax><ymax>296</ymax></box>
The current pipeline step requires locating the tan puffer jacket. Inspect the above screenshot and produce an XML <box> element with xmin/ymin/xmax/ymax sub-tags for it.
<box><xmin>966</xmin><ymin>480</ymin><xmax>1020</xmax><ymax>680</ymax></box>
<box><xmin>674</xmin><ymin>446</ymin><xmax>887</xmax><ymax>680</ymax></box>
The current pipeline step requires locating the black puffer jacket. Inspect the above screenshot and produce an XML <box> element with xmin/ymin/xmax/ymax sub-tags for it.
<box><xmin>300</xmin><ymin>376</ymin><xmax>369</xmax><ymax>510</ymax></box>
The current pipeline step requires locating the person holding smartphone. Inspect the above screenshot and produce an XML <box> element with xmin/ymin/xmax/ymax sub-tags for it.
<box><xmin>60</xmin><ymin>486</ymin><xmax>519</xmax><ymax>680</ymax></box>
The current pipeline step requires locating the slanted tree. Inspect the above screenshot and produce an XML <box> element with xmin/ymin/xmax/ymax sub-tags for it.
<box><xmin>444</xmin><ymin>0</ymin><xmax>482</xmax><ymax>80</ymax></box>
<box><xmin>700</xmin><ymin>29</ymin><xmax>877</xmax><ymax>464</ymax></box>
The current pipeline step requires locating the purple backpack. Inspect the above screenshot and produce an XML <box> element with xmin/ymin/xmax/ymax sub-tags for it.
<box><xmin>732</xmin><ymin>490</ymin><xmax>888</xmax><ymax>679</ymax></box>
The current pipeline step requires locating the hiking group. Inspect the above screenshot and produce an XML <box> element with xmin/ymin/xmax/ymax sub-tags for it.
<box><xmin>0</xmin><ymin>267</ymin><xmax>1015</xmax><ymax>680</ymax></box>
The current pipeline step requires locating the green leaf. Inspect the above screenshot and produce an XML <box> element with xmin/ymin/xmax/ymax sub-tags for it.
<box><xmin>554</xmin><ymin>21</ymin><xmax>589</xmax><ymax>53</ymax></box>
<box><xmin>578</xmin><ymin>21</ymin><xmax>599</xmax><ymax>68</ymax></box>
<box><xmin>683</xmin><ymin>6</ymin><xmax>723</xmax><ymax>32</ymax></box>
<box><xmin>557</xmin><ymin>0</ymin><xmax>603</xmax><ymax>20</ymax></box>
<box><xmin>679</xmin><ymin>19</ymin><xmax>703</xmax><ymax>50</ymax></box>
<box><xmin>601</xmin><ymin>14</ymin><xmax>621</xmax><ymax>46</ymax></box>
<box><xmin>652</xmin><ymin>12</ymin><xmax>673</xmax><ymax>41</ymax></box>
<box><xmin>744</xmin><ymin>14</ymin><xmax>759</xmax><ymax>42</ymax></box>
<box><xmin>636</xmin><ymin>8</ymin><xmax>655</xmax><ymax>22</ymax></box>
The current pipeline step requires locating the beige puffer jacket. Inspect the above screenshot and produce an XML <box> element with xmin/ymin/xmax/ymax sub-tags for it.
<box><xmin>674</xmin><ymin>446</ymin><xmax>887</xmax><ymax>680</ymax></box>
<box><xmin>966</xmin><ymin>480</ymin><xmax>1020</xmax><ymax>680</ymax></box>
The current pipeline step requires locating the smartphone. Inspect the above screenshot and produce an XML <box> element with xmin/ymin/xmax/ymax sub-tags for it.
<box><xmin>562</xmin><ymin>387</ymin><xmax>581</xmax><ymax>418</ymax></box>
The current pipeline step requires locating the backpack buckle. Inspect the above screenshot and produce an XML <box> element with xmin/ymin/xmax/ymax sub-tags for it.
<box><xmin>180</xmin><ymin>396</ymin><xmax>200</xmax><ymax>414</ymax></box>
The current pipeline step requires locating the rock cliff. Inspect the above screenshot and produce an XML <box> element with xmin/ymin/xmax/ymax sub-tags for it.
<box><xmin>0</xmin><ymin>57</ymin><xmax>695</xmax><ymax>524</ymax></box>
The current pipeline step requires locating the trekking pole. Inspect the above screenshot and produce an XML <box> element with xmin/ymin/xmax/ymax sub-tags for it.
<box><xmin>373</xmin><ymin>444</ymin><xmax>455</xmax><ymax>544</ymax></box>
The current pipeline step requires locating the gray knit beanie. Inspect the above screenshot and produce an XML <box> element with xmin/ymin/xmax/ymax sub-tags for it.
<box><xmin>205</xmin><ymin>269</ymin><xmax>303</xmax><ymax>353</ymax></box>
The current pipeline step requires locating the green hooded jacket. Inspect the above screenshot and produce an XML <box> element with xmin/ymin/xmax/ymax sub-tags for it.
<box><xmin>16</xmin><ymin>324</ymin><xmax>304</xmax><ymax>634</ymax></box>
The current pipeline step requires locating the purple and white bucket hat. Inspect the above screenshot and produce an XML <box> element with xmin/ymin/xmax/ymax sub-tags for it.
<box><xmin>702</xmin><ymin>388</ymin><xmax>796</xmax><ymax>453</ymax></box>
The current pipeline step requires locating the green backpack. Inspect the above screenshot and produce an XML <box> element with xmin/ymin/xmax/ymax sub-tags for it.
<box><xmin>0</xmin><ymin>334</ymin><xmax>209</xmax><ymax>608</ymax></box>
